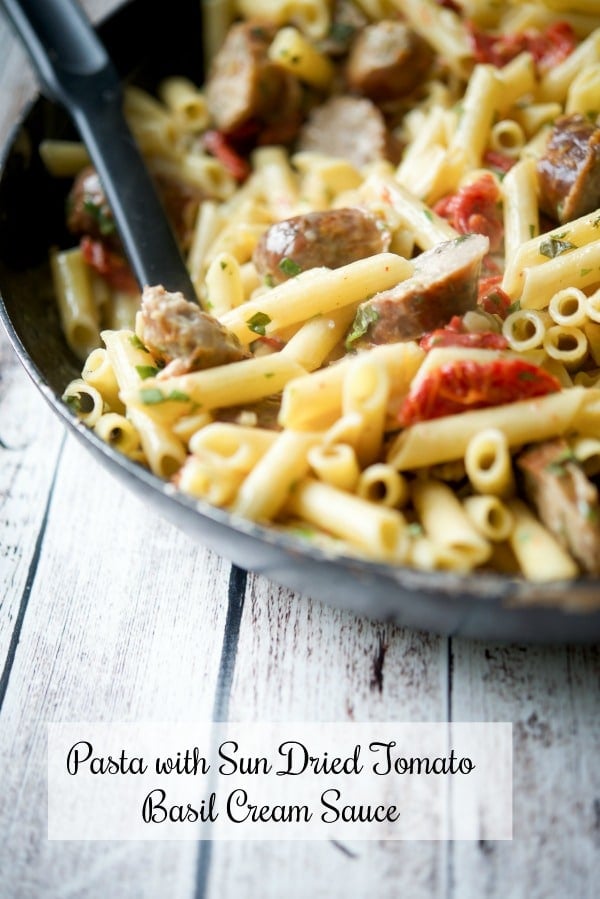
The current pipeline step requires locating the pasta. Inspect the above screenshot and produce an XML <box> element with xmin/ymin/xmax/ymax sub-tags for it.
<box><xmin>55</xmin><ymin>1</ymin><xmax>600</xmax><ymax>583</ymax></box>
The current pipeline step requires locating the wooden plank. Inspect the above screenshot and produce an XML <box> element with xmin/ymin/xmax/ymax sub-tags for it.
<box><xmin>0</xmin><ymin>329</ymin><xmax>65</xmax><ymax>674</ymax></box>
<box><xmin>450</xmin><ymin>640</ymin><xmax>600</xmax><ymax>899</ymax></box>
<box><xmin>204</xmin><ymin>577</ymin><xmax>450</xmax><ymax>899</ymax></box>
<box><xmin>0</xmin><ymin>432</ymin><xmax>234</xmax><ymax>897</ymax></box>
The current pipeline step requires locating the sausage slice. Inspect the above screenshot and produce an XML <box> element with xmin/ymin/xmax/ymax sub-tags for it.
<box><xmin>347</xmin><ymin>233</ymin><xmax>489</xmax><ymax>346</ymax></box>
<box><xmin>253</xmin><ymin>207</ymin><xmax>390</xmax><ymax>284</ymax></box>
<box><xmin>139</xmin><ymin>285</ymin><xmax>248</xmax><ymax>374</ymax></box>
<box><xmin>517</xmin><ymin>438</ymin><xmax>600</xmax><ymax>575</ymax></box>
<box><xmin>297</xmin><ymin>95</ymin><xmax>401</xmax><ymax>168</ymax></box>
<box><xmin>537</xmin><ymin>114</ymin><xmax>600</xmax><ymax>223</ymax></box>
<box><xmin>346</xmin><ymin>20</ymin><xmax>434</xmax><ymax>102</ymax></box>
<box><xmin>205</xmin><ymin>21</ymin><xmax>302</xmax><ymax>141</ymax></box>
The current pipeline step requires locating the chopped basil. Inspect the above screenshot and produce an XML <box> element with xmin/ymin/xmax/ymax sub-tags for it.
<box><xmin>247</xmin><ymin>311</ymin><xmax>271</xmax><ymax>336</ymax></box>
<box><xmin>140</xmin><ymin>387</ymin><xmax>190</xmax><ymax>405</ymax></box>
<box><xmin>289</xmin><ymin>524</ymin><xmax>318</xmax><ymax>539</ymax></box>
<box><xmin>507</xmin><ymin>299</ymin><xmax>521</xmax><ymax>314</ymax></box>
<box><xmin>328</xmin><ymin>21</ymin><xmax>356</xmax><ymax>43</ymax></box>
<box><xmin>539</xmin><ymin>236</ymin><xmax>577</xmax><ymax>258</ymax></box>
<box><xmin>135</xmin><ymin>364</ymin><xmax>159</xmax><ymax>380</ymax></box>
<box><xmin>83</xmin><ymin>197</ymin><xmax>116</xmax><ymax>235</ymax></box>
<box><xmin>423</xmin><ymin>209</ymin><xmax>433</xmax><ymax>222</ymax></box>
<box><xmin>129</xmin><ymin>333</ymin><xmax>147</xmax><ymax>351</ymax></box>
<box><xmin>140</xmin><ymin>387</ymin><xmax>166</xmax><ymax>405</ymax></box>
<box><xmin>264</xmin><ymin>273</ymin><xmax>275</xmax><ymax>288</ymax></box>
<box><xmin>278</xmin><ymin>257</ymin><xmax>302</xmax><ymax>277</ymax></box>
<box><xmin>545</xmin><ymin>448</ymin><xmax>576</xmax><ymax>476</ymax></box>
<box><xmin>345</xmin><ymin>304</ymin><xmax>379</xmax><ymax>348</ymax></box>
<box><xmin>580</xmin><ymin>268</ymin><xmax>593</xmax><ymax>277</ymax></box>
<box><xmin>64</xmin><ymin>393</ymin><xmax>81</xmax><ymax>413</ymax></box>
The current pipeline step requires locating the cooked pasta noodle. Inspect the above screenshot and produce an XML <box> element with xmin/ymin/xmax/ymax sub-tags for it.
<box><xmin>53</xmin><ymin>1</ymin><xmax>600</xmax><ymax>584</ymax></box>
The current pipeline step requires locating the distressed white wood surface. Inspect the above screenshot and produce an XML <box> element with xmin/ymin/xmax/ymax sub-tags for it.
<box><xmin>0</xmin><ymin>3</ymin><xmax>599</xmax><ymax>898</ymax></box>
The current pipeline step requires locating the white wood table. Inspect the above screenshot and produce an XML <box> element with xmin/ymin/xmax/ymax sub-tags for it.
<box><xmin>0</xmin><ymin>3</ymin><xmax>599</xmax><ymax>896</ymax></box>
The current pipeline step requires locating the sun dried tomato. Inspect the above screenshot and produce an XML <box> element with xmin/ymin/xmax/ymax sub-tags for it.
<box><xmin>523</xmin><ymin>21</ymin><xmax>577</xmax><ymax>74</ymax></box>
<box><xmin>399</xmin><ymin>357</ymin><xmax>561</xmax><ymax>426</ymax></box>
<box><xmin>483</xmin><ymin>149</ymin><xmax>516</xmax><ymax>175</ymax></box>
<box><xmin>468</xmin><ymin>20</ymin><xmax>576</xmax><ymax>75</ymax></box>
<box><xmin>477</xmin><ymin>275</ymin><xmax>513</xmax><ymax>318</ymax></box>
<box><xmin>433</xmin><ymin>173</ymin><xmax>504</xmax><ymax>252</ymax></box>
<box><xmin>203</xmin><ymin>129</ymin><xmax>251</xmax><ymax>182</ymax></box>
<box><xmin>419</xmin><ymin>315</ymin><xmax>508</xmax><ymax>352</ymax></box>
<box><xmin>80</xmin><ymin>236</ymin><xmax>138</xmax><ymax>294</ymax></box>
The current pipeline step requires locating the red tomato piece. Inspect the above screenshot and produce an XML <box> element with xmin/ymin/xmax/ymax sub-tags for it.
<box><xmin>80</xmin><ymin>236</ymin><xmax>138</xmax><ymax>293</ymax></box>
<box><xmin>419</xmin><ymin>323</ymin><xmax>508</xmax><ymax>352</ymax></box>
<box><xmin>468</xmin><ymin>20</ymin><xmax>576</xmax><ymax>74</ymax></box>
<box><xmin>477</xmin><ymin>275</ymin><xmax>513</xmax><ymax>318</ymax></box>
<box><xmin>399</xmin><ymin>357</ymin><xmax>561</xmax><ymax>426</ymax></box>
<box><xmin>433</xmin><ymin>173</ymin><xmax>504</xmax><ymax>252</ymax></box>
<box><xmin>203</xmin><ymin>129</ymin><xmax>251</xmax><ymax>182</ymax></box>
<box><xmin>483</xmin><ymin>149</ymin><xmax>516</xmax><ymax>175</ymax></box>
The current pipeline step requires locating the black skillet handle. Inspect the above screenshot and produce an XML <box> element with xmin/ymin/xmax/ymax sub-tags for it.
<box><xmin>0</xmin><ymin>0</ymin><xmax>199</xmax><ymax>300</ymax></box>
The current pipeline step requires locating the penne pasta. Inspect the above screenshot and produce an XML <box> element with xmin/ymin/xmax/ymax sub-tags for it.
<box><xmin>52</xmin><ymin>2</ymin><xmax>600</xmax><ymax>583</ymax></box>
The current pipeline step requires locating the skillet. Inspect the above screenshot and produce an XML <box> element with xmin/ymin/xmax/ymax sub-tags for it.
<box><xmin>1</xmin><ymin>0</ymin><xmax>599</xmax><ymax>642</ymax></box>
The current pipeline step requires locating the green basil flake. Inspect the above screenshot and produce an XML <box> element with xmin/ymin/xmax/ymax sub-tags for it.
<box><xmin>135</xmin><ymin>364</ymin><xmax>159</xmax><ymax>380</ymax></box>
<box><xmin>423</xmin><ymin>208</ymin><xmax>433</xmax><ymax>222</ymax></box>
<box><xmin>278</xmin><ymin>257</ymin><xmax>302</xmax><ymax>277</ymax></box>
<box><xmin>290</xmin><ymin>524</ymin><xmax>317</xmax><ymax>539</ymax></box>
<box><xmin>264</xmin><ymin>273</ymin><xmax>275</xmax><ymax>288</ymax></box>
<box><xmin>64</xmin><ymin>393</ymin><xmax>81</xmax><ymax>413</ymax></box>
<box><xmin>328</xmin><ymin>21</ymin><xmax>355</xmax><ymax>43</ymax></box>
<box><xmin>545</xmin><ymin>448</ymin><xmax>576</xmax><ymax>476</ymax></box>
<box><xmin>247</xmin><ymin>311</ymin><xmax>271</xmax><ymax>336</ymax></box>
<box><xmin>539</xmin><ymin>236</ymin><xmax>577</xmax><ymax>258</ymax></box>
<box><xmin>517</xmin><ymin>368</ymin><xmax>538</xmax><ymax>381</ymax></box>
<box><xmin>167</xmin><ymin>390</ymin><xmax>190</xmax><ymax>402</ymax></box>
<box><xmin>507</xmin><ymin>299</ymin><xmax>521</xmax><ymax>314</ymax></box>
<box><xmin>581</xmin><ymin>267</ymin><xmax>593</xmax><ymax>277</ymax></box>
<box><xmin>129</xmin><ymin>333</ymin><xmax>147</xmax><ymax>350</ymax></box>
<box><xmin>83</xmin><ymin>197</ymin><xmax>115</xmax><ymax>235</ymax></box>
<box><xmin>140</xmin><ymin>387</ymin><xmax>166</xmax><ymax>405</ymax></box>
<box><xmin>345</xmin><ymin>304</ymin><xmax>379</xmax><ymax>348</ymax></box>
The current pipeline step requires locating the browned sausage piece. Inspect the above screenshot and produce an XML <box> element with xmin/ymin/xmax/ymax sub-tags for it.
<box><xmin>347</xmin><ymin>233</ymin><xmax>489</xmax><ymax>346</ymax></box>
<box><xmin>346</xmin><ymin>20</ymin><xmax>434</xmax><ymax>102</ymax></box>
<box><xmin>517</xmin><ymin>438</ymin><xmax>600</xmax><ymax>575</ymax></box>
<box><xmin>139</xmin><ymin>285</ymin><xmax>248</xmax><ymax>374</ymax></box>
<box><xmin>537</xmin><ymin>114</ymin><xmax>600</xmax><ymax>223</ymax></box>
<box><xmin>297</xmin><ymin>95</ymin><xmax>402</xmax><ymax>168</ymax></box>
<box><xmin>205</xmin><ymin>21</ymin><xmax>302</xmax><ymax>140</ymax></box>
<box><xmin>318</xmin><ymin>0</ymin><xmax>369</xmax><ymax>57</ymax></box>
<box><xmin>67</xmin><ymin>166</ymin><xmax>119</xmax><ymax>248</ymax></box>
<box><xmin>253</xmin><ymin>207</ymin><xmax>391</xmax><ymax>284</ymax></box>
<box><xmin>67</xmin><ymin>164</ymin><xmax>204</xmax><ymax>253</ymax></box>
